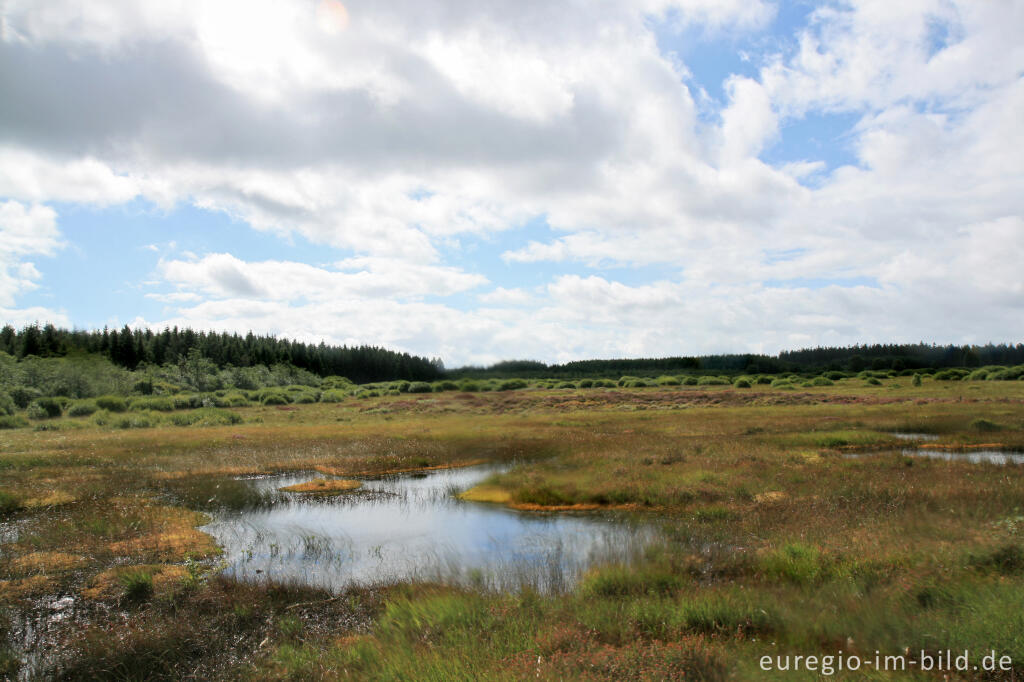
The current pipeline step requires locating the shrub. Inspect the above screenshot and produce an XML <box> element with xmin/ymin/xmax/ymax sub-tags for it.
<box><xmin>291</xmin><ymin>393</ymin><xmax>317</xmax><ymax>404</ymax></box>
<box><xmin>733</xmin><ymin>378</ymin><xmax>751</xmax><ymax>388</ymax></box>
<box><xmin>497</xmin><ymin>379</ymin><xmax>528</xmax><ymax>391</ymax></box>
<box><xmin>172</xmin><ymin>394</ymin><xmax>202</xmax><ymax>410</ymax></box>
<box><xmin>435</xmin><ymin>380</ymin><xmax>459</xmax><ymax>391</ymax></box>
<box><xmin>0</xmin><ymin>490</ymin><xmax>24</xmax><ymax>515</ymax></box>
<box><xmin>656</xmin><ymin>375</ymin><xmax>680</xmax><ymax>386</ymax></box>
<box><xmin>129</xmin><ymin>397</ymin><xmax>175</xmax><ymax>412</ymax></box>
<box><xmin>392</xmin><ymin>381</ymin><xmax>411</xmax><ymax>393</ymax></box>
<box><xmin>95</xmin><ymin>395</ymin><xmax>127</xmax><ymax>412</ymax></box>
<box><xmin>810</xmin><ymin>376</ymin><xmax>833</xmax><ymax>386</ymax></box>
<box><xmin>212</xmin><ymin>392</ymin><xmax>250</xmax><ymax>407</ymax></box>
<box><xmin>754</xmin><ymin>375</ymin><xmax>773</xmax><ymax>385</ymax></box>
<box><xmin>0</xmin><ymin>392</ymin><xmax>14</xmax><ymax>416</ymax></box>
<box><xmin>770</xmin><ymin>378</ymin><xmax>791</xmax><ymax>388</ymax></box>
<box><xmin>67</xmin><ymin>400</ymin><xmax>99</xmax><ymax>417</ymax></box>
<box><xmin>261</xmin><ymin>392</ymin><xmax>290</xmax><ymax>405</ymax></box>
<box><xmin>8</xmin><ymin>386</ymin><xmax>41</xmax><ymax>409</ymax></box>
<box><xmin>824</xmin><ymin>371</ymin><xmax>845</xmax><ymax>380</ymax></box>
<box><xmin>457</xmin><ymin>380</ymin><xmax>481</xmax><ymax>392</ymax></box>
<box><xmin>321</xmin><ymin>376</ymin><xmax>355</xmax><ymax>390</ymax></box>
<box><xmin>0</xmin><ymin>415</ymin><xmax>29</xmax><ymax>430</ymax></box>
<box><xmin>865</xmin><ymin>377</ymin><xmax>882</xmax><ymax>386</ymax></box>
<box><xmin>557</xmin><ymin>381</ymin><xmax>577</xmax><ymax>389</ymax></box>
<box><xmin>118</xmin><ymin>569</ymin><xmax>154</xmax><ymax>602</ymax></box>
<box><xmin>697</xmin><ymin>376</ymin><xmax>729</xmax><ymax>386</ymax></box>
<box><xmin>912</xmin><ymin>373</ymin><xmax>922</xmax><ymax>386</ymax></box>
<box><xmin>970</xmin><ymin>418</ymin><xmax>1002</xmax><ymax>432</ymax></box>
<box><xmin>617</xmin><ymin>376</ymin><xmax>640</xmax><ymax>386</ymax></box>
<box><xmin>577</xmin><ymin>379</ymin><xmax>593</xmax><ymax>388</ymax></box>
<box><xmin>407</xmin><ymin>382</ymin><xmax>432</xmax><ymax>394</ymax></box>
<box><xmin>319</xmin><ymin>389</ymin><xmax>349</xmax><ymax>403</ymax></box>
<box><xmin>27</xmin><ymin>397</ymin><xmax>62</xmax><ymax>419</ymax></box>
<box><xmin>168</xmin><ymin>408</ymin><xmax>243</xmax><ymax>427</ymax></box>
<box><xmin>132</xmin><ymin>378</ymin><xmax>154</xmax><ymax>395</ymax></box>
<box><xmin>968</xmin><ymin>369</ymin><xmax>990</xmax><ymax>381</ymax></box>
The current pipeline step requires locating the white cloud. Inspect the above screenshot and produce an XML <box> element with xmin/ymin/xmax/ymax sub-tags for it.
<box><xmin>0</xmin><ymin>200</ymin><xmax>62</xmax><ymax>307</ymax></box>
<box><xmin>156</xmin><ymin>252</ymin><xmax>486</xmax><ymax>303</ymax></box>
<box><xmin>1</xmin><ymin>0</ymin><xmax>1021</xmax><ymax>361</ymax></box>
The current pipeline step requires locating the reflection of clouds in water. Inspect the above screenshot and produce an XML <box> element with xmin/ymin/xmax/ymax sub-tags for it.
<box><xmin>202</xmin><ymin>464</ymin><xmax>655</xmax><ymax>593</ymax></box>
<box><xmin>902</xmin><ymin>449</ymin><xmax>1024</xmax><ymax>465</ymax></box>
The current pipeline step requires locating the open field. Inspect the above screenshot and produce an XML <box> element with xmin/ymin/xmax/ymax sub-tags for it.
<box><xmin>3</xmin><ymin>376</ymin><xmax>1024</xmax><ymax>679</ymax></box>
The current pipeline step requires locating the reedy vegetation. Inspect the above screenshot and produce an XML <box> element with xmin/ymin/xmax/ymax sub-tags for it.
<box><xmin>0</xmin><ymin>364</ymin><xmax>1023</xmax><ymax>678</ymax></box>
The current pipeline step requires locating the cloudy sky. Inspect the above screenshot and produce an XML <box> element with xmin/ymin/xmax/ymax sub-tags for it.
<box><xmin>1</xmin><ymin>0</ymin><xmax>1022</xmax><ymax>366</ymax></box>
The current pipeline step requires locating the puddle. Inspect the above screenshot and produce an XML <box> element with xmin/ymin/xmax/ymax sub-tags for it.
<box><xmin>890</xmin><ymin>432</ymin><xmax>941</xmax><ymax>441</ymax></box>
<box><xmin>848</xmin><ymin>448</ymin><xmax>1024</xmax><ymax>465</ymax></box>
<box><xmin>201</xmin><ymin>464</ymin><xmax>654</xmax><ymax>593</ymax></box>
<box><xmin>902</xmin><ymin>448</ymin><xmax>1024</xmax><ymax>465</ymax></box>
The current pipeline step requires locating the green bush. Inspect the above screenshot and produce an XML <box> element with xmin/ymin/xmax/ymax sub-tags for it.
<box><xmin>865</xmin><ymin>377</ymin><xmax>882</xmax><ymax>386</ymax></box>
<box><xmin>27</xmin><ymin>397</ymin><xmax>62</xmax><ymax>419</ymax></box>
<box><xmin>0</xmin><ymin>415</ymin><xmax>29</xmax><ymax>430</ymax></box>
<box><xmin>291</xmin><ymin>393</ymin><xmax>317</xmax><ymax>404</ymax></box>
<box><xmin>912</xmin><ymin>373</ymin><xmax>922</xmax><ymax>386</ymax></box>
<box><xmin>557</xmin><ymin>381</ymin><xmax>577</xmax><ymax>389</ymax></box>
<box><xmin>617</xmin><ymin>376</ymin><xmax>640</xmax><ymax>386</ymax></box>
<box><xmin>212</xmin><ymin>392</ymin><xmax>250</xmax><ymax>407</ymax></box>
<box><xmin>697</xmin><ymin>376</ymin><xmax>729</xmax><ymax>386</ymax></box>
<box><xmin>970</xmin><ymin>418</ymin><xmax>1003</xmax><ymax>432</ymax></box>
<box><xmin>733</xmin><ymin>378</ymin><xmax>752</xmax><ymax>388</ymax></box>
<box><xmin>810</xmin><ymin>376</ymin><xmax>834</xmax><ymax>386</ymax></box>
<box><xmin>434</xmin><ymin>380</ymin><xmax>459</xmax><ymax>391</ymax></box>
<box><xmin>319</xmin><ymin>389</ymin><xmax>349</xmax><ymax>403</ymax></box>
<box><xmin>497</xmin><ymin>379</ymin><xmax>528</xmax><ymax>391</ymax></box>
<box><xmin>770</xmin><ymin>378</ymin><xmax>791</xmax><ymax>388</ymax></box>
<box><xmin>261</xmin><ymin>393</ymin><xmax>290</xmax><ymax>406</ymax></box>
<box><xmin>0</xmin><ymin>392</ymin><xmax>14</xmax><ymax>416</ymax></box>
<box><xmin>407</xmin><ymin>382</ymin><xmax>432</xmax><ymax>394</ymax></box>
<box><xmin>656</xmin><ymin>375</ymin><xmax>680</xmax><ymax>386</ymax></box>
<box><xmin>577</xmin><ymin>379</ymin><xmax>593</xmax><ymax>388</ymax></box>
<box><xmin>0</xmin><ymin>491</ymin><xmax>23</xmax><ymax>516</ymax></box>
<box><xmin>172</xmin><ymin>394</ymin><xmax>203</xmax><ymax>410</ymax></box>
<box><xmin>824</xmin><ymin>371</ymin><xmax>845</xmax><ymax>380</ymax></box>
<box><xmin>754</xmin><ymin>375</ymin><xmax>773</xmax><ymax>385</ymax></box>
<box><xmin>168</xmin><ymin>408</ymin><xmax>243</xmax><ymax>427</ymax></box>
<box><xmin>67</xmin><ymin>400</ymin><xmax>99</xmax><ymax>417</ymax></box>
<box><xmin>118</xmin><ymin>569</ymin><xmax>154</xmax><ymax>602</ymax></box>
<box><xmin>457</xmin><ymin>380</ymin><xmax>480</xmax><ymax>392</ymax></box>
<box><xmin>321</xmin><ymin>376</ymin><xmax>355</xmax><ymax>390</ymax></box>
<box><xmin>95</xmin><ymin>395</ymin><xmax>127</xmax><ymax>412</ymax></box>
<box><xmin>8</xmin><ymin>386</ymin><xmax>41</xmax><ymax>409</ymax></box>
<box><xmin>129</xmin><ymin>397</ymin><xmax>175</xmax><ymax>412</ymax></box>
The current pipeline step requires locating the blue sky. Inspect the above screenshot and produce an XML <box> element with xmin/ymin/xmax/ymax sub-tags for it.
<box><xmin>1</xmin><ymin>0</ymin><xmax>1022</xmax><ymax>365</ymax></box>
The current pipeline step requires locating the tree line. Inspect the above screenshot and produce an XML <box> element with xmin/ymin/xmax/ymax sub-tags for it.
<box><xmin>0</xmin><ymin>324</ymin><xmax>443</xmax><ymax>384</ymax></box>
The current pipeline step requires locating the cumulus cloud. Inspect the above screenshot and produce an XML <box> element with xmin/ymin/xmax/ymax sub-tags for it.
<box><xmin>0</xmin><ymin>0</ymin><xmax>1021</xmax><ymax>362</ymax></box>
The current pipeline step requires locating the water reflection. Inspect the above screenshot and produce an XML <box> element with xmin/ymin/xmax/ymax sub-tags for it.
<box><xmin>201</xmin><ymin>464</ymin><xmax>654</xmax><ymax>593</ymax></box>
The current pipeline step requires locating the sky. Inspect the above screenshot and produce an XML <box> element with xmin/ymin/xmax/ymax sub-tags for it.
<box><xmin>1</xmin><ymin>0</ymin><xmax>1022</xmax><ymax>367</ymax></box>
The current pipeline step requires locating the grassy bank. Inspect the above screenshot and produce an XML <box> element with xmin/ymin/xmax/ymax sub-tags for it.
<box><xmin>2</xmin><ymin>377</ymin><xmax>1023</xmax><ymax>678</ymax></box>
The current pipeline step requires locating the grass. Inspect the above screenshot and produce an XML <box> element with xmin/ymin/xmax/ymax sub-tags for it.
<box><xmin>0</xmin><ymin>377</ymin><xmax>1023</xmax><ymax>678</ymax></box>
<box><xmin>279</xmin><ymin>478</ymin><xmax>362</xmax><ymax>494</ymax></box>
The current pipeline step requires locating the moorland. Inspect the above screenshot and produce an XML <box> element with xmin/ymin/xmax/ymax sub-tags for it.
<box><xmin>2</xmin><ymin>347</ymin><xmax>1024</xmax><ymax>679</ymax></box>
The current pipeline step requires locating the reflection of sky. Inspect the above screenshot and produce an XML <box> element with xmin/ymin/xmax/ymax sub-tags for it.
<box><xmin>202</xmin><ymin>464</ymin><xmax>653</xmax><ymax>592</ymax></box>
<box><xmin>903</xmin><ymin>449</ymin><xmax>1024</xmax><ymax>466</ymax></box>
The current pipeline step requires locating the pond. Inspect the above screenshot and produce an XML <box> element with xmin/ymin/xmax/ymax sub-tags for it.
<box><xmin>200</xmin><ymin>464</ymin><xmax>654</xmax><ymax>593</ymax></box>
<box><xmin>902</xmin><ymin>448</ymin><xmax>1024</xmax><ymax>465</ymax></box>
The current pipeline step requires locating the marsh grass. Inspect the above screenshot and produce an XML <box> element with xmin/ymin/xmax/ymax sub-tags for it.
<box><xmin>1</xmin><ymin>379</ymin><xmax>1023</xmax><ymax>678</ymax></box>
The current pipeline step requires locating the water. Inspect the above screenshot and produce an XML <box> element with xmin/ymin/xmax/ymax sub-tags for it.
<box><xmin>847</xmin><ymin>448</ymin><xmax>1024</xmax><ymax>465</ymax></box>
<box><xmin>201</xmin><ymin>464</ymin><xmax>654</xmax><ymax>593</ymax></box>
<box><xmin>890</xmin><ymin>432</ymin><xmax>941</xmax><ymax>441</ymax></box>
<box><xmin>902</xmin><ymin>448</ymin><xmax>1024</xmax><ymax>465</ymax></box>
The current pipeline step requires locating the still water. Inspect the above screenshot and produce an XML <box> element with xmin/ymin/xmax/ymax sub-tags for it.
<box><xmin>201</xmin><ymin>464</ymin><xmax>654</xmax><ymax>593</ymax></box>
